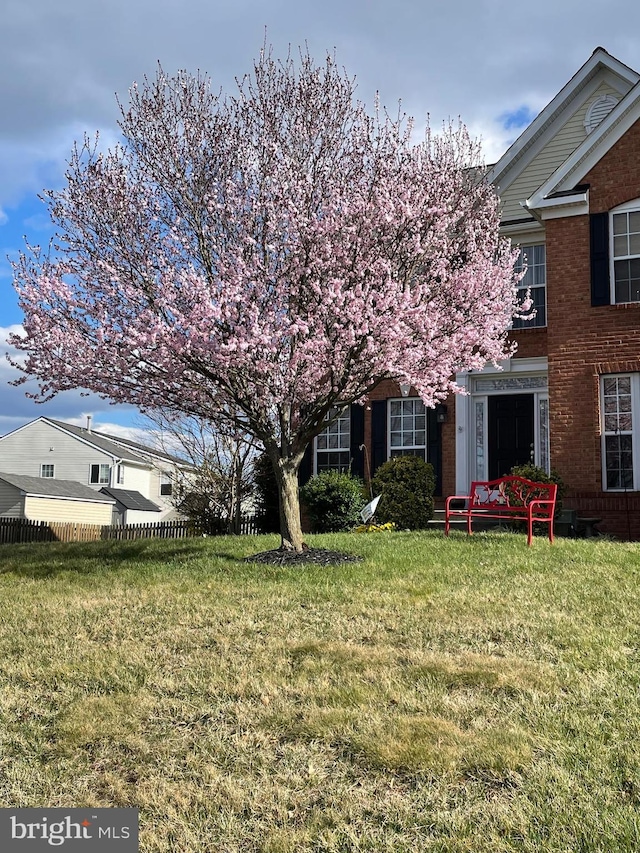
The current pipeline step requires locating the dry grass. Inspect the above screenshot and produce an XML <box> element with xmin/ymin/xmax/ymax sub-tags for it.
<box><xmin>1</xmin><ymin>531</ymin><xmax>639</xmax><ymax>851</ymax></box>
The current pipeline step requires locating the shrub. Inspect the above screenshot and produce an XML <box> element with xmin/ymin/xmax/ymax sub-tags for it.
<box><xmin>300</xmin><ymin>472</ymin><xmax>366</xmax><ymax>533</ymax></box>
<box><xmin>509</xmin><ymin>463</ymin><xmax>565</xmax><ymax>519</ymax></box>
<box><xmin>371</xmin><ymin>455</ymin><xmax>435</xmax><ymax>530</ymax></box>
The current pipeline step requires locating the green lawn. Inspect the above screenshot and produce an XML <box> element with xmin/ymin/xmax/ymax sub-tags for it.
<box><xmin>1</xmin><ymin>531</ymin><xmax>639</xmax><ymax>852</ymax></box>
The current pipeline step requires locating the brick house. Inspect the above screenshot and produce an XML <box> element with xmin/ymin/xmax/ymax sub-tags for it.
<box><xmin>304</xmin><ymin>47</ymin><xmax>640</xmax><ymax>538</ymax></box>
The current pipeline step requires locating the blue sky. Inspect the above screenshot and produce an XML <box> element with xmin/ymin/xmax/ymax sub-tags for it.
<box><xmin>4</xmin><ymin>0</ymin><xmax>640</xmax><ymax>436</ymax></box>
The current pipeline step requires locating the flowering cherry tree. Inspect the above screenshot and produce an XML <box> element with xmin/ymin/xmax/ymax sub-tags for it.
<box><xmin>11</xmin><ymin>47</ymin><xmax>524</xmax><ymax>552</ymax></box>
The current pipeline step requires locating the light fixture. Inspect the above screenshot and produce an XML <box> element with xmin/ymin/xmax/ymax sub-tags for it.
<box><xmin>399</xmin><ymin>383</ymin><xmax>411</xmax><ymax>398</ymax></box>
<box><xmin>436</xmin><ymin>404</ymin><xmax>448</xmax><ymax>424</ymax></box>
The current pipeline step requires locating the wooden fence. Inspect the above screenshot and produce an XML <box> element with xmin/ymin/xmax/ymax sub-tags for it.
<box><xmin>0</xmin><ymin>515</ymin><xmax>260</xmax><ymax>545</ymax></box>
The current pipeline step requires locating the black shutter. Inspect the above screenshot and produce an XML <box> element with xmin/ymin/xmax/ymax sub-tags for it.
<box><xmin>350</xmin><ymin>404</ymin><xmax>365</xmax><ymax>478</ymax></box>
<box><xmin>590</xmin><ymin>212</ymin><xmax>611</xmax><ymax>306</ymax></box>
<box><xmin>427</xmin><ymin>407</ymin><xmax>443</xmax><ymax>497</ymax></box>
<box><xmin>298</xmin><ymin>444</ymin><xmax>313</xmax><ymax>486</ymax></box>
<box><xmin>371</xmin><ymin>400</ymin><xmax>387</xmax><ymax>475</ymax></box>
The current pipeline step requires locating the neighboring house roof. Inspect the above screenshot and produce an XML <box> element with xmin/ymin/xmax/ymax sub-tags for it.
<box><xmin>100</xmin><ymin>488</ymin><xmax>162</xmax><ymax>512</ymax></box>
<box><xmin>0</xmin><ymin>472</ymin><xmax>115</xmax><ymax>503</ymax></box>
<box><xmin>90</xmin><ymin>429</ymin><xmax>195</xmax><ymax>469</ymax></box>
<box><xmin>39</xmin><ymin>418</ymin><xmax>189</xmax><ymax>468</ymax></box>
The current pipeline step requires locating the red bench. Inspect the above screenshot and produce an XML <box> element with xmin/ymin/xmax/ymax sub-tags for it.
<box><xmin>445</xmin><ymin>476</ymin><xmax>558</xmax><ymax>546</ymax></box>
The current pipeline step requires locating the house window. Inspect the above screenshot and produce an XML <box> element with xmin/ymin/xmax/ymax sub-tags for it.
<box><xmin>389</xmin><ymin>398</ymin><xmax>426</xmax><ymax>460</ymax></box>
<box><xmin>512</xmin><ymin>244</ymin><xmax>546</xmax><ymax>328</ymax></box>
<box><xmin>117</xmin><ymin>465</ymin><xmax>125</xmax><ymax>485</ymax></box>
<box><xmin>315</xmin><ymin>407</ymin><xmax>351</xmax><ymax>473</ymax></box>
<box><xmin>611</xmin><ymin>203</ymin><xmax>640</xmax><ymax>304</ymax></box>
<box><xmin>160</xmin><ymin>473</ymin><xmax>173</xmax><ymax>496</ymax></box>
<box><xmin>601</xmin><ymin>375</ymin><xmax>637</xmax><ymax>489</ymax></box>
<box><xmin>40</xmin><ymin>464</ymin><xmax>55</xmax><ymax>478</ymax></box>
<box><xmin>89</xmin><ymin>463</ymin><xmax>110</xmax><ymax>485</ymax></box>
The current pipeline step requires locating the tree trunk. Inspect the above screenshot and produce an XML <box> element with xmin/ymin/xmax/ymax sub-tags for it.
<box><xmin>272</xmin><ymin>456</ymin><xmax>305</xmax><ymax>552</ymax></box>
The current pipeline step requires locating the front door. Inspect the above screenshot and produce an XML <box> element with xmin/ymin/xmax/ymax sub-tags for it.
<box><xmin>488</xmin><ymin>394</ymin><xmax>534</xmax><ymax>479</ymax></box>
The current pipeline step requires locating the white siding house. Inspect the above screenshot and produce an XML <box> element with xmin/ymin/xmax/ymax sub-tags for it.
<box><xmin>0</xmin><ymin>472</ymin><xmax>115</xmax><ymax>524</ymax></box>
<box><xmin>0</xmin><ymin>418</ymin><xmax>193</xmax><ymax>521</ymax></box>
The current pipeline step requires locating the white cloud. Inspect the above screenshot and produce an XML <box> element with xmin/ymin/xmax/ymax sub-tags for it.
<box><xmin>0</xmin><ymin>324</ymin><xmax>139</xmax><ymax>437</ymax></box>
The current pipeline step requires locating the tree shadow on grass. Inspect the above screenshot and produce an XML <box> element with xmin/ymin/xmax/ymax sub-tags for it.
<box><xmin>0</xmin><ymin>538</ymin><xmax>210</xmax><ymax>579</ymax></box>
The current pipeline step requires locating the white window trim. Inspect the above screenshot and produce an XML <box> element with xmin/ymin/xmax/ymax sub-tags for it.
<box><xmin>89</xmin><ymin>463</ymin><xmax>111</xmax><ymax>485</ymax></box>
<box><xmin>610</xmin><ymin>198</ymin><xmax>640</xmax><ymax>305</ymax></box>
<box><xmin>513</xmin><ymin>243</ymin><xmax>547</xmax><ymax>329</ymax></box>
<box><xmin>159</xmin><ymin>472</ymin><xmax>173</xmax><ymax>496</ymax></box>
<box><xmin>600</xmin><ymin>373</ymin><xmax>639</xmax><ymax>491</ymax></box>
<box><xmin>40</xmin><ymin>464</ymin><xmax>55</xmax><ymax>478</ymax></box>
<box><xmin>387</xmin><ymin>397</ymin><xmax>427</xmax><ymax>460</ymax></box>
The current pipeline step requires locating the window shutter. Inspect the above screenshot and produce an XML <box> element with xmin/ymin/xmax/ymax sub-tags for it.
<box><xmin>371</xmin><ymin>400</ymin><xmax>387</xmax><ymax>475</ymax></box>
<box><xmin>590</xmin><ymin>212</ymin><xmax>610</xmax><ymax>306</ymax></box>
<box><xmin>427</xmin><ymin>407</ymin><xmax>443</xmax><ymax>496</ymax></box>
<box><xmin>349</xmin><ymin>404</ymin><xmax>365</xmax><ymax>478</ymax></box>
<box><xmin>299</xmin><ymin>444</ymin><xmax>313</xmax><ymax>485</ymax></box>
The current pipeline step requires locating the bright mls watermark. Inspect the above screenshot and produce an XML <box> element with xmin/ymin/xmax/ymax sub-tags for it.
<box><xmin>0</xmin><ymin>809</ymin><xmax>138</xmax><ymax>851</ymax></box>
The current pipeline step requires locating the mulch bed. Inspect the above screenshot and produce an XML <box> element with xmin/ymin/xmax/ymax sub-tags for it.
<box><xmin>244</xmin><ymin>547</ymin><xmax>362</xmax><ymax>566</ymax></box>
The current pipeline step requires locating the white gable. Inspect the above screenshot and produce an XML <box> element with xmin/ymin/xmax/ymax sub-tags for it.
<box><xmin>489</xmin><ymin>48</ymin><xmax>639</xmax><ymax>223</ymax></box>
<box><xmin>499</xmin><ymin>82</ymin><xmax>626</xmax><ymax>222</ymax></box>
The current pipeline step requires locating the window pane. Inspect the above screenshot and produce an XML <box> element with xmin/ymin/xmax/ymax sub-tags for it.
<box><xmin>533</xmin><ymin>245</ymin><xmax>545</xmax><ymax>265</ymax></box>
<box><xmin>388</xmin><ymin>398</ymin><xmax>426</xmax><ymax>452</ymax></box>
<box><xmin>614</xmin><ymin>235</ymin><xmax>628</xmax><ymax>257</ymax></box>
<box><xmin>629</xmin><ymin>210</ymin><xmax>640</xmax><ymax>233</ymax></box>
<box><xmin>315</xmin><ymin>408</ymin><xmax>350</xmax><ymax>474</ymax></box>
<box><xmin>513</xmin><ymin>245</ymin><xmax>546</xmax><ymax>328</ymax></box>
<box><xmin>615</xmin><ymin>276</ymin><xmax>631</xmax><ymax>304</ymax></box>
<box><xmin>630</xmin><ymin>233</ymin><xmax>640</xmax><ymax>255</ymax></box>
<box><xmin>619</xmin><ymin>413</ymin><xmax>633</xmax><ymax>431</ymax></box>
<box><xmin>604</xmin><ymin>414</ymin><xmax>618</xmax><ymax>431</ymax></box>
<box><xmin>613</xmin><ymin>213</ymin><xmax>627</xmax><ymax>235</ymax></box>
<box><xmin>391</xmin><ymin>448</ymin><xmax>426</xmax><ymax>460</ymax></box>
<box><xmin>603</xmin><ymin>376</ymin><xmax>635</xmax><ymax>489</ymax></box>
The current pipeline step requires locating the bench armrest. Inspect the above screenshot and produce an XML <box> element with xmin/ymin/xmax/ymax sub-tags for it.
<box><xmin>445</xmin><ymin>495</ymin><xmax>471</xmax><ymax>511</ymax></box>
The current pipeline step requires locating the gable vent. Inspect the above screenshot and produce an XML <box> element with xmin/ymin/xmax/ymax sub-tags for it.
<box><xmin>584</xmin><ymin>94</ymin><xmax>619</xmax><ymax>134</ymax></box>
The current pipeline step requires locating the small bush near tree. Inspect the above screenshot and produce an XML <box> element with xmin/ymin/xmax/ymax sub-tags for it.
<box><xmin>371</xmin><ymin>455</ymin><xmax>435</xmax><ymax>530</ymax></box>
<box><xmin>300</xmin><ymin>472</ymin><xmax>366</xmax><ymax>533</ymax></box>
<box><xmin>509</xmin><ymin>463</ymin><xmax>565</xmax><ymax>519</ymax></box>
